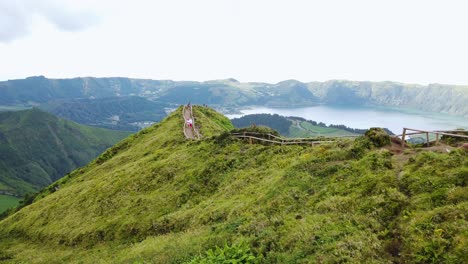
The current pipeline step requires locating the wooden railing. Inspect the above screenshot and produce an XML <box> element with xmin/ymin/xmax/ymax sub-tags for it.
<box><xmin>397</xmin><ymin>128</ymin><xmax>468</xmax><ymax>148</ymax></box>
<box><xmin>231</xmin><ymin>132</ymin><xmax>337</xmax><ymax>146</ymax></box>
<box><xmin>189</xmin><ymin>105</ymin><xmax>201</xmax><ymax>139</ymax></box>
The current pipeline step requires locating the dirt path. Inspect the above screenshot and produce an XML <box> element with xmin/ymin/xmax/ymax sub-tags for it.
<box><xmin>183</xmin><ymin>106</ymin><xmax>196</xmax><ymax>139</ymax></box>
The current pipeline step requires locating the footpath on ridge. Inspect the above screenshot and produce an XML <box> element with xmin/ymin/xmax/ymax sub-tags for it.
<box><xmin>183</xmin><ymin>105</ymin><xmax>199</xmax><ymax>139</ymax></box>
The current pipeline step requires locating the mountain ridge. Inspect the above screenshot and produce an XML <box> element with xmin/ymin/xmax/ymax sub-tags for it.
<box><xmin>0</xmin><ymin>106</ymin><xmax>466</xmax><ymax>263</ymax></box>
<box><xmin>1</xmin><ymin>76</ymin><xmax>467</xmax><ymax>118</ymax></box>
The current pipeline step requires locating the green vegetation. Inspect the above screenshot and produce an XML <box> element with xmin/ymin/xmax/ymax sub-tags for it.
<box><xmin>40</xmin><ymin>96</ymin><xmax>168</xmax><ymax>131</ymax></box>
<box><xmin>0</xmin><ymin>109</ymin><xmax>130</xmax><ymax>196</ymax></box>
<box><xmin>231</xmin><ymin>114</ymin><xmax>292</xmax><ymax>135</ymax></box>
<box><xmin>0</xmin><ymin>106</ymin><xmax>466</xmax><ymax>263</ymax></box>
<box><xmin>289</xmin><ymin>120</ymin><xmax>359</xmax><ymax>137</ymax></box>
<box><xmin>0</xmin><ymin>195</ymin><xmax>19</xmax><ymax>213</ymax></box>
<box><xmin>232</xmin><ymin>114</ymin><xmax>362</xmax><ymax>138</ymax></box>
<box><xmin>441</xmin><ymin>129</ymin><xmax>468</xmax><ymax>146</ymax></box>
<box><xmin>188</xmin><ymin>241</ymin><xmax>259</xmax><ymax>264</ymax></box>
<box><xmin>365</xmin><ymin>127</ymin><xmax>391</xmax><ymax>147</ymax></box>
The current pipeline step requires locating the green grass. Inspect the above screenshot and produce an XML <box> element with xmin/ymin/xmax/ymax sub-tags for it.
<box><xmin>0</xmin><ymin>195</ymin><xmax>19</xmax><ymax>213</ymax></box>
<box><xmin>289</xmin><ymin>121</ymin><xmax>359</xmax><ymax>137</ymax></box>
<box><xmin>0</xmin><ymin>106</ymin><xmax>466</xmax><ymax>263</ymax></box>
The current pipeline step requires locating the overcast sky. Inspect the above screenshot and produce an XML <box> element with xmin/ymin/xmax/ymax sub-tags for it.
<box><xmin>0</xmin><ymin>0</ymin><xmax>467</xmax><ymax>84</ymax></box>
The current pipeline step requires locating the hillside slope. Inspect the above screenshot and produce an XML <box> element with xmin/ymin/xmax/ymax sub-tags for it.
<box><xmin>308</xmin><ymin>80</ymin><xmax>468</xmax><ymax>117</ymax></box>
<box><xmin>0</xmin><ymin>109</ymin><xmax>130</xmax><ymax>196</ymax></box>
<box><xmin>0</xmin><ymin>106</ymin><xmax>466</xmax><ymax>263</ymax></box>
<box><xmin>40</xmin><ymin>96</ymin><xmax>168</xmax><ymax>131</ymax></box>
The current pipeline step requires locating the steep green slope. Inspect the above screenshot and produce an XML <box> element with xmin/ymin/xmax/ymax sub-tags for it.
<box><xmin>0</xmin><ymin>109</ymin><xmax>130</xmax><ymax>196</ymax></box>
<box><xmin>0</xmin><ymin>107</ymin><xmax>466</xmax><ymax>263</ymax></box>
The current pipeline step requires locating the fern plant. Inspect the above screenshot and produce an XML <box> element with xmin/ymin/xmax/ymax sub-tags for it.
<box><xmin>188</xmin><ymin>241</ymin><xmax>259</xmax><ymax>264</ymax></box>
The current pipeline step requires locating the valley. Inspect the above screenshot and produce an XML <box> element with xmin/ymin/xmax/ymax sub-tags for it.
<box><xmin>0</xmin><ymin>109</ymin><xmax>130</xmax><ymax>212</ymax></box>
<box><xmin>1</xmin><ymin>76</ymin><xmax>467</xmax><ymax>132</ymax></box>
<box><xmin>228</xmin><ymin>105</ymin><xmax>468</xmax><ymax>135</ymax></box>
<box><xmin>2</xmin><ymin>2</ymin><xmax>467</xmax><ymax>263</ymax></box>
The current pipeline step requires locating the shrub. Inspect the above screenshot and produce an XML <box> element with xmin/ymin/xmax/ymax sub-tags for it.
<box><xmin>187</xmin><ymin>241</ymin><xmax>259</xmax><ymax>264</ymax></box>
<box><xmin>441</xmin><ymin>129</ymin><xmax>468</xmax><ymax>146</ymax></box>
<box><xmin>214</xmin><ymin>131</ymin><xmax>236</xmax><ymax>146</ymax></box>
<box><xmin>349</xmin><ymin>137</ymin><xmax>372</xmax><ymax>159</ymax></box>
<box><xmin>364</xmin><ymin>128</ymin><xmax>391</xmax><ymax>147</ymax></box>
<box><xmin>231</xmin><ymin>126</ymin><xmax>280</xmax><ymax>137</ymax></box>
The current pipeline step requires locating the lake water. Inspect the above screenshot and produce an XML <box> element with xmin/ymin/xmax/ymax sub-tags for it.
<box><xmin>225</xmin><ymin>105</ymin><xmax>468</xmax><ymax>135</ymax></box>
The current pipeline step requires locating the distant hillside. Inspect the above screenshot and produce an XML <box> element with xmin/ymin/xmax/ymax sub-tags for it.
<box><xmin>40</xmin><ymin>96</ymin><xmax>168</xmax><ymax>131</ymax></box>
<box><xmin>1</xmin><ymin>76</ymin><xmax>467</xmax><ymax>119</ymax></box>
<box><xmin>308</xmin><ymin>80</ymin><xmax>468</xmax><ymax>118</ymax></box>
<box><xmin>0</xmin><ymin>109</ymin><xmax>130</xmax><ymax>196</ymax></box>
<box><xmin>0</xmin><ymin>106</ymin><xmax>465</xmax><ymax>263</ymax></box>
<box><xmin>231</xmin><ymin>113</ymin><xmax>366</xmax><ymax>137</ymax></box>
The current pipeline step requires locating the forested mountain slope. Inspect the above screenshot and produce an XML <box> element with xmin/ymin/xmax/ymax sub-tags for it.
<box><xmin>40</xmin><ymin>96</ymin><xmax>167</xmax><ymax>131</ymax></box>
<box><xmin>0</xmin><ymin>109</ymin><xmax>130</xmax><ymax>196</ymax></box>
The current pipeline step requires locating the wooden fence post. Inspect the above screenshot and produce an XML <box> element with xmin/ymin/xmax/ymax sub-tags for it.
<box><xmin>401</xmin><ymin>128</ymin><xmax>406</xmax><ymax>149</ymax></box>
<box><xmin>426</xmin><ymin>132</ymin><xmax>430</xmax><ymax>147</ymax></box>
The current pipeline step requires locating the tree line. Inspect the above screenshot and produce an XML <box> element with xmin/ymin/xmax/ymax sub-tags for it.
<box><xmin>231</xmin><ymin>114</ymin><xmax>394</xmax><ymax>136</ymax></box>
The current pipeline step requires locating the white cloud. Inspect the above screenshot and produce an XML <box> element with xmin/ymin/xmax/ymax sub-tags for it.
<box><xmin>0</xmin><ymin>0</ymin><xmax>98</xmax><ymax>42</ymax></box>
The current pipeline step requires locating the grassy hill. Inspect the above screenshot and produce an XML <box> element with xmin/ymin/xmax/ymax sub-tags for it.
<box><xmin>0</xmin><ymin>106</ymin><xmax>466</xmax><ymax>263</ymax></box>
<box><xmin>0</xmin><ymin>109</ymin><xmax>130</xmax><ymax>199</ymax></box>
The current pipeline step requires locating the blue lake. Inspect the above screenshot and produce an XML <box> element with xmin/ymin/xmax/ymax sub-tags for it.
<box><xmin>226</xmin><ymin>105</ymin><xmax>468</xmax><ymax>134</ymax></box>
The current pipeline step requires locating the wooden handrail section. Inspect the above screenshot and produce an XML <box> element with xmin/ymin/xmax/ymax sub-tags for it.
<box><xmin>399</xmin><ymin>127</ymin><xmax>468</xmax><ymax>148</ymax></box>
<box><xmin>231</xmin><ymin>133</ymin><xmax>335</xmax><ymax>146</ymax></box>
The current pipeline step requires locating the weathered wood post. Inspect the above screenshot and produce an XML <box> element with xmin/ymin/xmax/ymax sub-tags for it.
<box><xmin>436</xmin><ymin>133</ymin><xmax>440</xmax><ymax>144</ymax></box>
<box><xmin>426</xmin><ymin>132</ymin><xmax>430</xmax><ymax>147</ymax></box>
<box><xmin>401</xmin><ymin>128</ymin><xmax>407</xmax><ymax>149</ymax></box>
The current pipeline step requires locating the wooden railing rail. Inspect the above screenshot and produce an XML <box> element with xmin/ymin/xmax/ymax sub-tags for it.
<box><xmin>230</xmin><ymin>132</ymin><xmax>356</xmax><ymax>142</ymax></box>
<box><xmin>231</xmin><ymin>133</ymin><xmax>335</xmax><ymax>146</ymax></box>
<box><xmin>188</xmin><ymin>105</ymin><xmax>201</xmax><ymax>139</ymax></box>
<box><xmin>399</xmin><ymin>127</ymin><xmax>468</xmax><ymax>148</ymax></box>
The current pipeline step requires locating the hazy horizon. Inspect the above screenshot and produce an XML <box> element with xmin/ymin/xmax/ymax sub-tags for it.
<box><xmin>2</xmin><ymin>75</ymin><xmax>468</xmax><ymax>87</ymax></box>
<box><xmin>1</xmin><ymin>0</ymin><xmax>468</xmax><ymax>85</ymax></box>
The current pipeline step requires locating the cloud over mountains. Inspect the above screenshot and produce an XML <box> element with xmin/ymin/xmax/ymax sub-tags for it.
<box><xmin>0</xmin><ymin>0</ymin><xmax>98</xmax><ymax>42</ymax></box>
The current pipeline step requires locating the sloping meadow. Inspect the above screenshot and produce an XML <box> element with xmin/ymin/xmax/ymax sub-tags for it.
<box><xmin>0</xmin><ymin>106</ymin><xmax>466</xmax><ymax>263</ymax></box>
